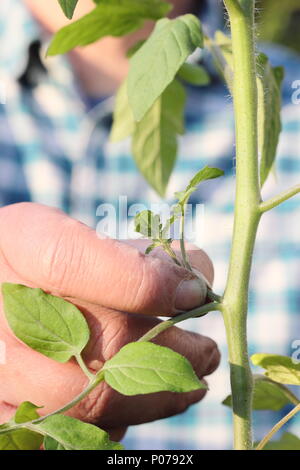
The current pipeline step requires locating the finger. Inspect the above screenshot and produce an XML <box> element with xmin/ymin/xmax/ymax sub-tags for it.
<box><xmin>96</xmin><ymin>383</ymin><xmax>208</xmax><ymax>428</ymax></box>
<box><xmin>0</xmin><ymin>306</ymin><xmax>220</xmax><ymax>425</ymax></box>
<box><xmin>125</xmin><ymin>239</ymin><xmax>214</xmax><ymax>285</ymax></box>
<box><xmin>106</xmin><ymin>427</ymin><xmax>127</xmax><ymax>442</ymax></box>
<box><xmin>0</xmin><ymin>203</ymin><xmax>208</xmax><ymax>316</ymax></box>
<box><xmin>69</xmin><ymin>303</ymin><xmax>220</xmax><ymax>379</ymax></box>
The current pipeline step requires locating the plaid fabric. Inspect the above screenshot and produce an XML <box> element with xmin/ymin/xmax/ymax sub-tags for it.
<box><xmin>0</xmin><ymin>0</ymin><xmax>300</xmax><ymax>450</ymax></box>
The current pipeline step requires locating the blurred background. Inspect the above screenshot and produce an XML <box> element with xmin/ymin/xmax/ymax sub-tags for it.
<box><xmin>257</xmin><ymin>0</ymin><xmax>300</xmax><ymax>53</ymax></box>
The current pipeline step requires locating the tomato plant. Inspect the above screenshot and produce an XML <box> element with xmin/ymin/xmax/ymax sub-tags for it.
<box><xmin>1</xmin><ymin>0</ymin><xmax>300</xmax><ymax>450</ymax></box>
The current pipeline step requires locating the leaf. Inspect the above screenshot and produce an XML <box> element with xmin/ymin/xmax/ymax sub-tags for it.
<box><xmin>110</xmin><ymin>80</ymin><xmax>135</xmax><ymax>142</ymax></box>
<box><xmin>14</xmin><ymin>402</ymin><xmax>41</xmax><ymax>424</ymax></box>
<box><xmin>0</xmin><ymin>428</ymin><xmax>43</xmax><ymax>451</ymax></box>
<box><xmin>206</xmin><ymin>31</ymin><xmax>233</xmax><ymax>90</ymax></box>
<box><xmin>257</xmin><ymin>53</ymin><xmax>284</xmax><ymax>187</ymax></box>
<box><xmin>48</xmin><ymin>0</ymin><xmax>171</xmax><ymax>56</ymax></box>
<box><xmin>36</xmin><ymin>415</ymin><xmax>123</xmax><ymax>450</ymax></box>
<box><xmin>128</xmin><ymin>14</ymin><xmax>203</xmax><ymax>121</ymax></box>
<box><xmin>223</xmin><ymin>378</ymin><xmax>295</xmax><ymax>411</ymax></box>
<box><xmin>186</xmin><ymin>166</ymin><xmax>224</xmax><ymax>191</ymax></box>
<box><xmin>134</xmin><ymin>210</ymin><xmax>161</xmax><ymax>238</ymax></box>
<box><xmin>258</xmin><ymin>432</ymin><xmax>300</xmax><ymax>451</ymax></box>
<box><xmin>176</xmin><ymin>166</ymin><xmax>224</xmax><ymax>206</ymax></box>
<box><xmin>103</xmin><ymin>342</ymin><xmax>205</xmax><ymax>396</ymax></box>
<box><xmin>44</xmin><ymin>436</ymin><xmax>67</xmax><ymax>450</ymax></box>
<box><xmin>132</xmin><ymin>79</ymin><xmax>186</xmax><ymax>196</ymax></box>
<box><xmin>58</xmin><ymin>0</ymin><xmax>79</xmax><ymax>19</ymax></box>
<box><xmin>177</xmin><ymin>63</ymin><xmax>210</xmax><ymax>86</ymax></box>
<box><xmin>145</xmin><ymin>241</ymin><xmax>162</xmax><ymax>254</ymax></box>
<box><xmin>2</xmin><ymin>283</ymin><xmax>90</xmax><ymax>363</ymax></box>
<box><xmin>0</xmin><ymin>402</ymin><xmax>43</xmax><ymax>450</ymax></box>
<box><xmin>252</xmin><ymin>354</ymin><xmax>300</xmax><ymax>386</ymax></box>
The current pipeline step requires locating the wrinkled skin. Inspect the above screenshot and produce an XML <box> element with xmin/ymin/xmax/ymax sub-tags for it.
<box><xmin>0</xmin><ymin>203</ymin><xmax>220</xmax><ymax>440</ymax></box>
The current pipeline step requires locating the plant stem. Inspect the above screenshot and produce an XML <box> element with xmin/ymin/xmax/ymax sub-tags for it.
<box><xmin>138</xmin><ymin>302</ymin><xmax>220</xmax><ymax>343</ymax></box>
<box><xmin>259</xmin><ymin>184</ymin><xmax>300</xmax><ymax>212</ymax></box>
<box><xmin>0</xmin><ymin>371</ymin><xmax>105</xmax><ymax>435</ymax></box>
<box><xmin>256</xmin><ymin>403</ymin><xmax>300</xmax><ymax>450</ymax></box>
<box><xmin>222</xmin><ymin>0</ymin><xmax>261</xmax><ymax>450</ymax></box>
<box><xmin>163</xmin><ymin>242</ymin><xmax>182</xmax><ymax>266</ymax></box>
<box><xmin>179</xmin><ymin>208</ymin><xmax>193</xmax><ymax>271</ymax></box>
<box><xmin>75</xmin><ymin>353</ymin><xmax>96</xmax><ymax>382</ymax></box>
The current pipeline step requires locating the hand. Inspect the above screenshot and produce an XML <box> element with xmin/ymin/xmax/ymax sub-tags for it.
<box><xmin>0</xmin><ymin>203</ymin><xmax>220</xmax><ymax>440</ymax></box>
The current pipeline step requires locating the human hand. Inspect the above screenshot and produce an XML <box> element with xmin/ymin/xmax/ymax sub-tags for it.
<box><xmin>0</xmin><ymin>203</ymin><xmax>220</xmax><ymax>440</ymax></box>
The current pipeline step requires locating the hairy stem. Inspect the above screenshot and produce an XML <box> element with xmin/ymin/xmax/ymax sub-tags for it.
<box><xmin>163</xmin><ymin>242</ymin><xmax>182</xmax><ymax>266</ymax></box>
<box><xmin>259</xmin><ymin>184</ymin><xmax>300</xmax><ymax>212</ymax></box>
<box><xmin>179</xmin><ymin>208</ymin><xmax>193</xmax><ymax>271</ymax></box>
<box><xmin>256</xmin><ymin>403</ymin><xmax>300</xmax><ymax>450</ymax></box>
<box><xmin>138</xmin><ymin>302</ymin><xmax>220</xmax><ymax>343</ymax></box>
<box><xmin>75</xmin><ymin>353</ymin><xmax>96</xmax><ymax>382</ymax></box>
<box><xmin>222</xmin><ymin>0</ymin><xmax>261</xmax><ymax>450</ymax></box>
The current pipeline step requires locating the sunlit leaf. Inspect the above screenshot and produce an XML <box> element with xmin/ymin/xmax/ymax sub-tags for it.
<box><xmin>2</xmin><ymin>283</ymin><xmax>90</xmax><ymax>363</ymax></box>
<box><xmin>128</xmin><ymin>14</ymin><xmax>203</xmax><ymax>121</ymax></box>
<box><xmin>103</xmin><ymin>342</ymin><xmax>205</xmax><ymax>395</ymax></box>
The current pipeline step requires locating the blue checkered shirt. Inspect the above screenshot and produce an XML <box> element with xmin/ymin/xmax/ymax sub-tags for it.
<box><xmin>0</xmin><ymin>0</ymin><xmax>300</xmax><ymax>449</ymax></box>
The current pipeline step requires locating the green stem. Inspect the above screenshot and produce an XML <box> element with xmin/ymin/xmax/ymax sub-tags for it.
<box><xmin>256</xmin><ymin>403</ymin><xmax>300</xmax><ymax>450</ymax></box>
<box><xmin>222</xmin><ymin>0</ymin><xmax>261</xmax><ymax>450</ymax></box>
<box><xmin>259</xmin><ymin>184</ymin><xmax>300</xmax><ymax>212</ymax></box>
<box><xmin>207</xmin><ymin>288</ymin><xmax>222</xmax><ymax>303</ymax></box>
<box><xmin>179</xmin><ymin>208</ymin><xmax>193</xmax><ymax>271</ymax></box>
<box><xmin>163</xmin><ymin>242</ymin><xmax>182</xmax><ymax>266</ymax></box>
<box><xmin>138</xmin><ymin>302</ymin><xmax>220</xmax><ymax>343</ymax></box>
<box><xmin>75</xmin><ymin>353</ymin><xmax>96</xmax><ymax>382</ymax></box>
<box><xmin>0</xmin><ymin>371</ymin><xmax>105</xmax><ymax>435</ymax></box>
<box><xmin>34</xmin><ymin>371</ymin><xmax>104</xmax><ymax>424</ymax></box>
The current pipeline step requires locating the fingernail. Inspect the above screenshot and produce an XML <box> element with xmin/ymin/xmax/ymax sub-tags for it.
<box><xmin>175</xmin><ymin>278</ymin><xmax>207</xmax><ymax>311</ymax></box>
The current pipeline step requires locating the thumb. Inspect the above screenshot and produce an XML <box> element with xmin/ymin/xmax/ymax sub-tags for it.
<box><xmin>0</xmin><ymin>203</ymin><xmax>207</xmax><ymax>316</ymax></box>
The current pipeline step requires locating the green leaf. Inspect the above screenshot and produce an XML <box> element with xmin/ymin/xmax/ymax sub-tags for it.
<box><xmin>132</xmin><ymin>79</ymin><xmax>186</xmax><ymax>196</ymax></box>
<box><xmin>58</xmin><ymin>0</ymin><xmax>79</xmax><ymax>19</ymax></box>
<box><xmin>257</xmin><ymin>53</ymin><xmax>284</xmax><ymax>187</ymax></box>
<box><xmin>14</xmin><ymin>402</ymin><xmax>41</xmax><ymax>424</ymax></box>
<box><xmin>36</xmin><ymin>415</ymin><xmax>123</xmax><ymax>450</ymax></box>
<box><xmin>145</xmin><ymin>241</ymin><xmax>162</xmax><ymax>254</ymax></box>
<box><xmin>2</xmin><ymin>283</ymin><xmax>90</xmax><ymax>363</ymax></box>
<box><xmin>128</xmin><ymin>14</ymin><xmax>203</xmax><ymax>121</ymax></box>
<box><xmin>103</xmin><ymin>341</ymin><xmax>205</xmax><ymax>396</ymax></box>
<box><xmin>44</xmin><ymin>436</ymin><xmax>67</xmax><ymax>450</ymax></box>
<box><xmin>252</xmin><ymin>354</ymin><xmax>300</xmax><ymax>386</ymax></box>
<box><xmin>0</xmin><ymin>402</ymin><xmax>43</xmax><ymax>450</ymax></box>
<box><xmin>177</xmin><ymin>63</ymin><xmax>210</xmax><ymax>86</ymax></box>
<box><xmin>176</xmin><ymin>166</ymin><xmax>224</xmax><ymax>206</ymax></box>
<box><xmin>48</xmin><ymin>0</ymin><xmax>171</xmax><ymax>56</ymax></box>
<box><xmin>186</xmin><ymin>166</ymin><xmax>224</xmax><ymax>191</ymax></box>
<box><xmin>258</xmin><ymin>432</ymin><xmax>300</xmax><ymax>451</ymax></box>
<box><xmin>110</xmin><ymin>80</ymin><xmax>135</xmax><ymax>142</ymax></box>
<box><xmin>134</xmin><ymin>210</ymin><xmax>161</xmax><ymax>238</ymax></box>
<box><xmin>0</xmin><ymin>428</ymin><xmax>43</xmax><ymax>451</ymax></box>
<box><xmin>207</xmin><ymin>31</ymin><xmax>233</xmax><ymax>90</ymax></box>
<box><xmin>223</xmin><ymin>378</ymin><xmax>295</xmax><ymax>411</ymax></box>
